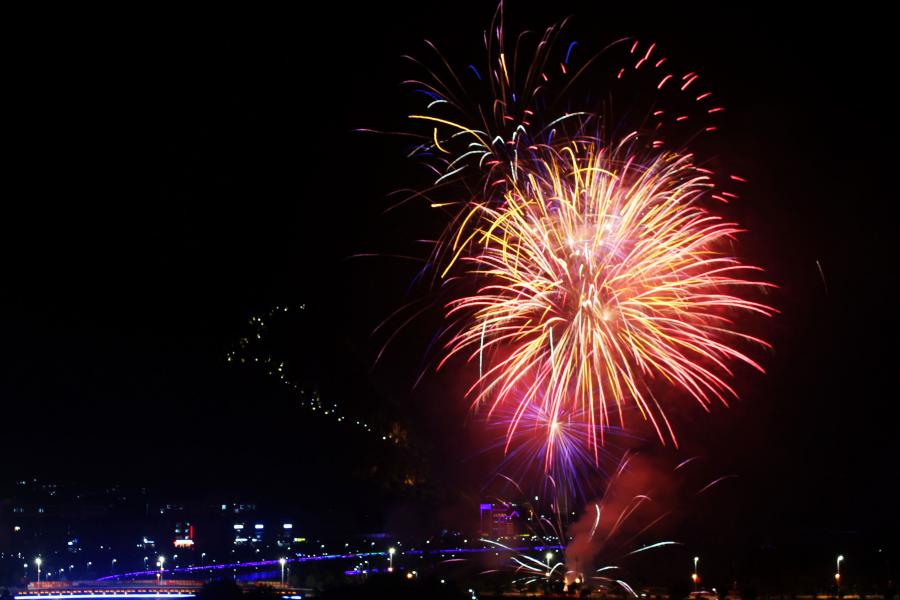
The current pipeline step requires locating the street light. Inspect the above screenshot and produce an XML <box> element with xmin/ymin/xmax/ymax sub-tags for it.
<box><xmin>112</xmin><ymin>559</ymin><xmax>116</xmax><ymax>574</ymax></box>
<box><xmin>36</xmin><ymin>558</ymin><xmax>41</xmax><ymax>585</ymax></box>
<box><xmin>280</xmin><ymin>559</ymin><xmax>286</xmax><ymax>586</ymax></box>
<box><xmin>144</xmin><ymin>557</ymin><xmax>148</xmax><ymax>569</ymax></box>
<box><xmin>695</xmin><ymin>557</ymin><xmax>700</xmax><ymax>594</ymax></box>
<box><xmin>389</xmin><ymin>548</ymin><xmax>395</xmax><ymax>572</ymax></box>
<box><xmin>202</xmin><ymin>553</ymin><xmax>206</xmax><ymax>565</ymax></box>
<box><xmin>158</xmin><ymin>556</ymin><xmax>165</xmax><ymax>589</ymax></box>
<box><xmin>837</xmin><ymin>556</ymin><xmax>844</xmax><ymax>589</ymax></box>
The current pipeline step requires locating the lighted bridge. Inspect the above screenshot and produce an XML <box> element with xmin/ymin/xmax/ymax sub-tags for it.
<box><xmin>12</xmin><ymin>581</ymin><xmax>296</xmax><ymax>599</ymax></box>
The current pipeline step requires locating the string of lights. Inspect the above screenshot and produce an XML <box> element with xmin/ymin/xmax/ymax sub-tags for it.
<box><xmin>226</xmin><ymin>305</ymin><xmax>395</xmax><ymax>441</ymax></box>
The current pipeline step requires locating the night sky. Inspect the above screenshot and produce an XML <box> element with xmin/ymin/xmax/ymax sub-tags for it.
<box><xmin>1</xmin><ymin>1</ymin><xmax>893</xmax><ymax>585</ymax></box>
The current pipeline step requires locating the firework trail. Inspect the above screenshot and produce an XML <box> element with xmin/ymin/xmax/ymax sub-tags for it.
<box><xmin>478</xmin><ymin>474</ymin><xmax>579</xmax><ymax>591</ymax></box>
<box><xmin>373</xmin><ymin>3</ymin><xmax>775</xmax><ymax>456</ymax></box>
<box><xmin>481</xmin><ymin>453</ymin><xmax>691</xmax><ymax>595</ymax></box>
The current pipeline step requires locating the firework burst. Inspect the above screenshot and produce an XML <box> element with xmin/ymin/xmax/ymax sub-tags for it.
<box><xmin>483</xmin><ymin>387</ymin><xmax>636</xmax><ymax>502</ymax></box>
<box><xmin>441</xmin><ymin>138</ymin><xmax>775</xmax><ymax>449</ymax></box>
<box><xmin>374</xmin><ymin>4</ymin><xmax>775</xmax><ymax>457</ymax></box>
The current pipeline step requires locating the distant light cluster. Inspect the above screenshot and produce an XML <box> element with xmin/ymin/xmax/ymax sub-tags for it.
<box><xmin>226</xmin><ymin>305</ymin><xmax>402</xmax><ymax>444</ymax></box>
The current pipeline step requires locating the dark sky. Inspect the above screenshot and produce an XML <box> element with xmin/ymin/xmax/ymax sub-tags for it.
<box><xmin>1</xmin><ymin>0</ymin><xmax>893</xmax><ymax>574</ymax></box>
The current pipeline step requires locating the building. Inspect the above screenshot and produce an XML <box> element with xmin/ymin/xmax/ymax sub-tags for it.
<box><xmin>479</xmin><ymin>503</ymin><xmax>524</xmax><ymax>538</ymax></box>
<box><xmin>174</xmin><ymin>522</ymin><xmax>193</xmax><ymax>548</ymax></box>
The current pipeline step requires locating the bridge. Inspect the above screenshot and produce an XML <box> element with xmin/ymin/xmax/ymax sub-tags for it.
<box><xmin>11</xmin><ymin>581</ymin><xmax>297</xmax><ymax>599</ymax></box>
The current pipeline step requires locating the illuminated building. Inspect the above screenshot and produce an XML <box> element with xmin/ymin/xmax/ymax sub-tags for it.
<box><xmin>480</xmin><ymin>503</ymin><xmax>522</xmax><ymax>538</ymax></box>
<box><xmin>174</xmin><ymin>522</ymin><xmax>193</xmax><ymax>547</ymax></box>
<box><xmin>276</xmin><ymin>524</ymin><xmax>294</xmax><ymax>547</ymax></box>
